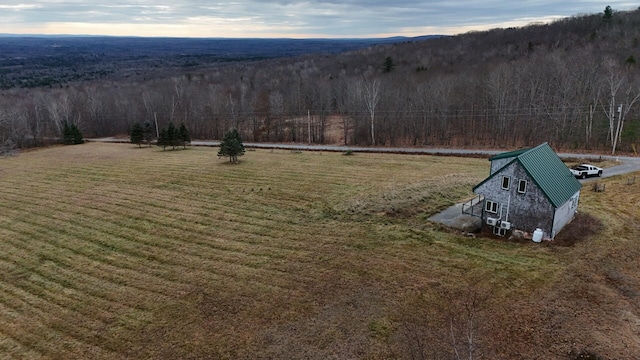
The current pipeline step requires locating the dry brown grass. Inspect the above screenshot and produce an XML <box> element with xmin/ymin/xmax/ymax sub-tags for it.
<box><xmin>0</xmin><ymin>143</ymin><xmax>638</xmax><ymax>359</ymax></box>
<box><xmin>486</xmin><ymin>175</ymin><xmax>640</xmax><ymax>359</ymax></box>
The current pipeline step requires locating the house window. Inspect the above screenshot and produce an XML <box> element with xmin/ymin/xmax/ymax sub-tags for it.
<box><xmin>518</xmin><ymin>179</ymin><xmax>527</xmax><ymax>193</ymax></box>
<box><xmin>501</xmin><ymin>176</ymin><xmax>510</xmax><ymax>190</ymax></box>
<box><xmin>485</xmin><ymin>200</ymin><xmax>498</xmax><ymax>213</ymax></box>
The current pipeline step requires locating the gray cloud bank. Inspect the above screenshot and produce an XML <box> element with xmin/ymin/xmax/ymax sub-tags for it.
<box><xmin>0</xmin><ymin>1</ymin><xmax>637</xmax><ymax>37</ymax></box>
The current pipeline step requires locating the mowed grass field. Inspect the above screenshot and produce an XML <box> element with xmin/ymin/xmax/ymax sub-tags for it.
<box><xmin>0</xmin><ymin>143</ymin><xmax>639</xmax><ymax>359</ymax></box>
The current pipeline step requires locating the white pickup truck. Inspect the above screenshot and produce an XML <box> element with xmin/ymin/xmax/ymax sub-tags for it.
<box><xmin>570</xmin><ymin>164</ymin><xmax>603</xmax><ymax>179</ymax></box>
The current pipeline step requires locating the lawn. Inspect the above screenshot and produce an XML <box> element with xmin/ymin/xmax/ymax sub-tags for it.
<box><xmin>0</xmin><ymin>143</ymin><xmax>637</xmax><ymax>359</ymax></box>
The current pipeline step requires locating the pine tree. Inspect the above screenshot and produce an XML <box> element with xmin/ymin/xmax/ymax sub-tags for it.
<box><xmin>603</xmin><ymin>5</ymin><xmax>613</xmax><ymax>21</ymax></box>
<box><xmin>156</xmin><ymin>122</ymin><xmax>188</xmax><ymax>151</ymax></box>
<box><xmin>157</xmin><ymin>128</ymin><xmax>168</xmax><ymax>150</ymax></box>
<box><xmin>130</xmin><ymin>123</ymin><xmax>144</xmax><ymax>147</ymax></box>
<box><xmin>383</xmin><ymin>56</ymin><xmax>395</xmax><ymax>73</ymax></box>
<box><xmin>166</xmin><ymin>122</ymin><xmax>180</xmax><ymax>150</ymax></box>
<box><xmin>143</xmin><ymin>121</ymin><xmax>155</xmax><ymax>147</ymax></box>
<box><xmin>71</xmin><ymin>124</ymin><xmax>84</xmax><ymax>144</ymax></box>
<box><xmin>218</xmin><ymin>129</ymin><xmax>245</xmax><ymax>163</ymax></box>
<box><xmin>62</xmin><ymin>122</ymin><xmax>83</xmax><ymax>145</ymax></box>
<box><xmin>179</xmin><ymin>123</ymin><xmax>191</xmax><ymax>149</ymax></box>
<box><xmin>62</xmin><ymin>122</ymin><xmax>73</xmax><ymax>145</ymax></box>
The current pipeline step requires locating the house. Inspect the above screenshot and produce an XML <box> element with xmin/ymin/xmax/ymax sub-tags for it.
<box><xmin>472</xmin><ymin>143</ymin><xmax>581</xmax><ymax>239</ymax></box>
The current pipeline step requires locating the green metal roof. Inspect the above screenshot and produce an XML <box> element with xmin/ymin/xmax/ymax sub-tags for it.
<box><xmin>488</xmin><ymin>147</ymin><xmax>531</xmax><ymax>161</ymax></box>
<box><xmin>474</xmin><ymin>143</ymin><xmax>582</xmax><ymax>208</ymax></box>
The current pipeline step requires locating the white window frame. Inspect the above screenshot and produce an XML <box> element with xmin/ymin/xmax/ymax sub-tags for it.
<box><xmin>518</xmin><ymin>179</ymin><xmax>527</xmax><ymax>194</ymax></box>
<box><xmin>501</xmin><ymin>176</ymin><xmax>511</xmax><ymax>190</ymax></box>
<box><xmin>485</xmin><ymin>200</ymin><xmax>498</xmax><ymax>213</ymax></box>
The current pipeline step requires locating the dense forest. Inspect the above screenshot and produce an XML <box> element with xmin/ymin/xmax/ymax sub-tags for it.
<box><xmin>1</xmin><ymin>7</ymin><xmax>640</xmax><ymax>154</ymax></box>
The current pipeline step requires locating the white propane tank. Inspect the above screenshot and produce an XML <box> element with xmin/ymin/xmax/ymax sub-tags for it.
<box><xmin>532</xmin><ymin>228</ymin><xmax>543</xmax><ymax>243</ymax></box>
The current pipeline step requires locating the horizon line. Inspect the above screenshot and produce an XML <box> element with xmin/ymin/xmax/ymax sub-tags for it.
<box><xmin>0</xmin><ymin>33</ymin><xmax>446</xmax><ymax>40</ymax></box>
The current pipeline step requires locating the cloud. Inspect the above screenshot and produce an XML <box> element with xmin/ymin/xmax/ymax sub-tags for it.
<box><xmin>0</xmin><ymin>1</ymin><xmax>635</xmax><ymax>37</ymax></box>
<box><xmin>0</xmin><ymin>4</ymin><xmax>42</xmax><ymax>10</ymax></box>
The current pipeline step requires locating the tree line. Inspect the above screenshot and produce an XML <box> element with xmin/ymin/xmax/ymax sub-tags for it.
<box><xmin>1</xmin><ymin>7</ymin><xmax>639</xmax><ymax>154</ymax></box>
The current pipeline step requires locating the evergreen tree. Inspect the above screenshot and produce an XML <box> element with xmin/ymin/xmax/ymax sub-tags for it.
<box><xmin>130</xmin><ymin>123</ymin><xmax>144</xmax><ymax>147</ymax></box>
<box><xmin>626</xmin><ymin>55</ymin><xmax>637</xmax><ymax>65</ymax></box>
<box><xmin>62</xmin><ymin>122</ymin><xmax>73</xmax><ymax>145</ymax></box>
<box><xmin>62</xmin><ymin>122</ymin><xmax>83</xmax><ymax>145</ymax></box>
<box><xmin>71</xmin><ymin>124</ymin><xmax>84</xmax><ymax>144</ymax></box>
<box><xmin>156</xmin><ymin>122</ymin><xmax>188</xmax><ymax>151</ymax></box>
<box><xmin>603</xmin><ymin>5</ymin><xmax>613</xmax><ymax>21</ymax></box>
<box><xmin>218</xmin><ymin>129</ymin><xmax>245</xmax><ymax>163</ymax></box>
<box><xmin>179</xmin><ymin>123</ymin><xmax>191</xmax><ymax>149</ymax></box>
<box><xmin>166</xmin><ymin>122</ymin><xmax>180</xmax><ymax>150</ymax></box>
<box><xmin>382</xmin><ymin>56</ymin><xmax>395</xmax><ymax>73</ymax></box>
<box><xmin>157</xmin><ymin>128</ymin><xmax>168</xmax><ymax>150</ymax></box>
<box><xmin>143</xmin><ymin>121</ymin><xmax>155</xmax><ymax>147</ymax></box>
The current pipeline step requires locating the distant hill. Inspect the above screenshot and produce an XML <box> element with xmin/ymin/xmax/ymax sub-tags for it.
<box><xmin>0</xmin><ymin>35</ymin><xmax>442</xmax><ymax>88</ymax></box>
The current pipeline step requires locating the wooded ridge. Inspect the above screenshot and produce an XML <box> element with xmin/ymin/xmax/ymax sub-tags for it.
<box><xmin>1</xmin><ymin>7</ymin><xmax>639</xmax><ymax>154</ymax></box>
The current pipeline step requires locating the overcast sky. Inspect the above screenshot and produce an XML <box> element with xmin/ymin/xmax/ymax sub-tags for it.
<box><xmin>0</xmin><ymin>1</ymin><xmax>637</xmax><ymax>38</ymax></box>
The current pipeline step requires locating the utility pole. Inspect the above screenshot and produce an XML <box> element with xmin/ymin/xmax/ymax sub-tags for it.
<box><xmin>618</xmin><ymin>104</ymin><xmax>623</xmax><ymax>143</ymax></box>
<box><xmin>154</xmin><ymin>112</ymin><xmax>159</xmax><ymax>138</ymax></box>
<box><xmin>307</xmin><ymin>110</ymin><xmax>311</xmax><ymax>145</ymax></box>
<box><xmin>612</xmin><ymin>104</ymin><xmax>624</xmax><ymax>155</ymax></box>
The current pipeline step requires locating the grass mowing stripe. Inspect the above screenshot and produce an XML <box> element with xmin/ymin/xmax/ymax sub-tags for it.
<box><xmin>3</xmin><ymin>194</ymin><xmax>320</xmax><ymax>278</ymax></box>
<box><xmin>0</xmin><ymin>329</ymin><xmax>43</xmax><ymax>360</ymax></box>
<box><xmin>0</xmin><ymin>275</ymin><xmax>120</xmax><ymax>335</ymax></box>
<box><xmin>7</xmin><ymin>177</ymin><xmax>528</xmax><ymax>296</ymax></box>
<box><xmin>3</xmin><ymin>203</ymin><xmax>311</xmax><ymax>293</ymax></box>
<box><xmin>13</xmin><ymin>202</ymin><xmax>319</xmax><ymax>288</ymax></box>
<box><xmin>2</xmin><ymin>180</ymin><xmax>321</xmax><ymax>243</ymax></box>
<box><xmin>0</xmin><ymin>311</ymin><xmax>48</xmax><ymax>359</ymax></box>
<box><xmin>0</xmin><ymin>237</ymin><xmax>175</xmax><ymax>311</ymax></box>
<box><xmin>0</xmin><ymin>283</ymin><xmax>118</xmax><ymax>358</ymax></box>
<box><xmin>2</xmin><ymin>163</ymin><xmax>328</xmax><ymax>239</ymax></box>
<box><xmin>3</xmin><ymin>177</ymin><xmax>340</xmax><ymax>258</ymax></box>
<box><xmin>2</xmin><ymin>217</ymin><xmax>194</xmax><ymax>298</ymax></box>
<box><xmin>0</xmin><ymin>247</ymin><xmax>156</xmax><ymax>318</ymax></box>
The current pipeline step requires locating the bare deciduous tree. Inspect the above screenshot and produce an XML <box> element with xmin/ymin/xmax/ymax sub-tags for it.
<box><xmin>601</xmin><ymin>61</ymin><xmax>640</xmax><ymax>154</ymax></box>
<box><xmin>446</xmin><ymin>286</ymin><xmax>488</xmax><ymax>360</ymax></box>
<box><xmin>400</xmin><ymin>284</ymin><xmax>490</xmax><ymax>360</ymax></box>
<box><xmin>361</xmin><ymin>77</ymin><xmax>381</xmax><ymax>145</ymax></box>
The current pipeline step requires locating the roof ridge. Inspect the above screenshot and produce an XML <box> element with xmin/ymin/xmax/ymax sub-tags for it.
<box><xmin>518</xmin><ymin>142</ymin><xmax>548</xmax><ymax>157</ymax></box>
